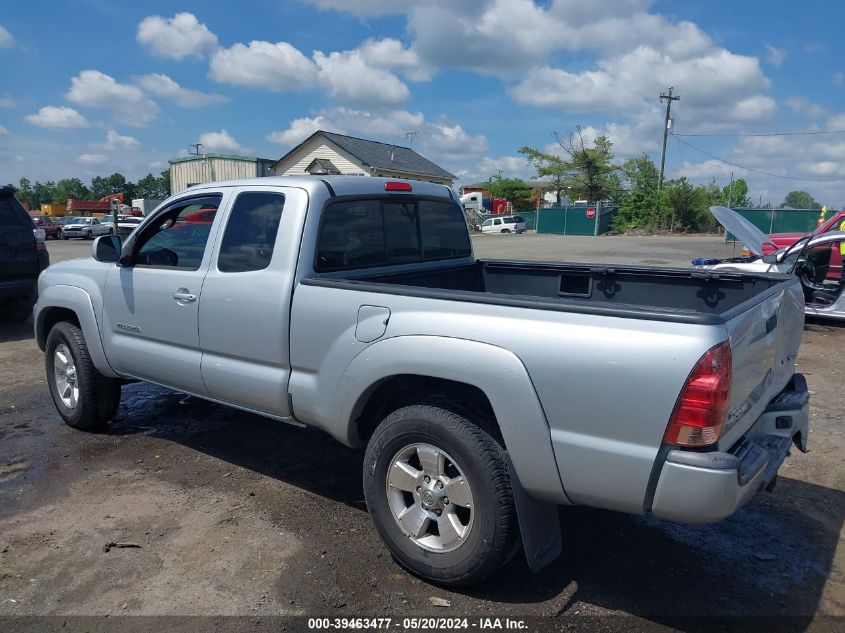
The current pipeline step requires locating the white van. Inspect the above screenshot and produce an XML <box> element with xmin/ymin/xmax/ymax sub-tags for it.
<box><xmin>481</xmin><ymin>215</ymin><xmax>527</xmax><ymax>234</ymax></box>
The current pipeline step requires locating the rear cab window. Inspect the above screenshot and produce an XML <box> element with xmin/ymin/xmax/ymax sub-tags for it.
<box><xmin>316</xmin><ymin>197</ymin><xmax>470</xmax><ymax>271</ymax></box>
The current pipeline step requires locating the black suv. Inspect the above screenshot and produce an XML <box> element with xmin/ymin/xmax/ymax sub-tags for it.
<box><xmin>0</xmin><ymin>186</ymin><xmax>49</xmax><ymax>322</ymax></box>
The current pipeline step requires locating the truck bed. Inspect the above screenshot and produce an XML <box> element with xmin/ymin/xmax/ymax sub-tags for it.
<box><xmin>306</xmin><ymin>260</ymin><xmax>794</xmax><ymax>325</ymax></box>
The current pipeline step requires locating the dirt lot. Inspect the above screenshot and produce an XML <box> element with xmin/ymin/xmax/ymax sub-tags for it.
<box><xmin>1</xmin><ymin>235</ymin><xmax>843</xmax><ymax>629</ymax></box>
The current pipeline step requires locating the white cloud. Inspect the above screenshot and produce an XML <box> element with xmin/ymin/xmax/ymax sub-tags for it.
<box><xmin>198</xmin><ymin>129</ymin><xmax>250</xmax><ymax>154</ymax></box>
<box><xmin>137</xmin><ymin>12</ymin><xmax>218</xmax><ymax>60</ymax></box>
<box><xmin>98</xmin><ymin>129</ymin><xmax>141</xmax><ymax>151</ymax></box>
<box><xmin>729</xmin><ymin>95</ymin><xmax>776</xmax><ymax>121</ymax></box>
<box><xmin>149</xmin><ymin>160</ymin><xmax>167</xmax><ymax>169</ymax></box>
<box><xmin>66</xmin><ymin>70</ymin><xmax>159</xmax><ymax>127</ymax></box>
<box><xmin>313</xmin><ymin>49</ymin><xmax>410</xmax><ymax>105</ymax></box>
<box><xmin>764</xmin><ymin>43</ymin><xmax>786</xmax><ymax>68</ymax></box>
<box><xmin>78</xmin><ymin>153</ymin><xmax>109</xmax><ymax>165</ymax></box>
<box><xmin>267</xmin><ymin>115</ymin><xmax>330</xmax><ymax>146</ymax></box>
<box><xmin>833</xmin><ymin>72</ymin><xmax>844</xmax><ymax>86</ymax></box>
<box><xmin>25</xmin><ymin>105</ymin><xmax>89</xmax><ymax>129</ymax></box>
<box><xmin>0</xmin><ymin>24</ymin><xmax>14</xmax><ymax>48</ymax></box>
<box><xmin>0</xmin><ymin>125</ymin><xmax>7</xmax><ymax>134</ymax></box>
<box><xmin>357</xmin><ymin>38</ymin><xmax>432</xmax><ymax>81</ymax></box>
<box><xmin>785</xmin><ymin>97</ymin><xmax>827</xmax><ymax>119</ymax></box>
<box><xmin>827</xmin><ymin>112</ymin><xmax>845</xmax><ymax>130</ymax></box>
<box><xmin>136</xmin><ymin>73</ymin><xmax>226</xmax><ymax>107</ymax></box>
<box><xmin>209</xmin><ymin>40</ymin><xmax>318</xmax><ymax>91</ymax></box>
<box><xmin>211</xmin><ymin>38</ymin><xmax>414</xmax><ymax>105</ymax></box>
<box><xmin>409</xmin><ymin>0</ymin><xmax>559</xmax><ymax>75</ymax></box>
<box><xmin>0</xmin><ymin>95</ymin><xmax>13</xmax><ymax>108</ymax></box>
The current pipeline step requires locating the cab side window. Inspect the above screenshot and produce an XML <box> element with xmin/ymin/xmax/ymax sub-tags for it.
<box><xmin>134</xmin><ymin>195</ymin><xmax>222</xmax><ymax>270</ymax></box>
<box><xmin>217</xmin><ymin>192</ymin><xmax>285</xmax><ymax>273</ymax></box>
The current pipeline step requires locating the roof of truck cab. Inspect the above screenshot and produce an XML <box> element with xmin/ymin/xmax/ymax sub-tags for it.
<box><xmin>183</xmin><ymin>175</ymin><xmax>456</xmax><ymax>199</ymax></box>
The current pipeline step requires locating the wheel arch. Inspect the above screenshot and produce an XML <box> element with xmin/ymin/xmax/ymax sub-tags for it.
<box><xmin>35</xmin><ymin>285</ymin><xmax>119</xmax><ymax>378</ymax></box>
<box><xmin>335</xmin><ymin>335</ymin><xmax>569</xmax><ymax>504</ymax></box>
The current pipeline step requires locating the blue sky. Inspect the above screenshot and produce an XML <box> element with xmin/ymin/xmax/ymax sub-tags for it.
<box><xmin>2</xmin><ymin>0</ymin><xmax>845</xmax><ymax>205</ymax></box>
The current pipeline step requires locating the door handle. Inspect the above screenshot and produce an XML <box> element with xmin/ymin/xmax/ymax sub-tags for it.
<box><xmin>172</xmin><ymin>289</ymin><xmax>197</xmax><ymax>303</ymax></box>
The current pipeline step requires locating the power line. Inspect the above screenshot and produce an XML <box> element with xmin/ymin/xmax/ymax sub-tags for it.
<box><xmin>674</xmin><ymin>129</ymin><xmax>845</xmax><ymax>138</ymax></box>
<box><xmin>672</xmin><ymin>134</ymin><xmax>845</xmax><ymax>183</ymax></box>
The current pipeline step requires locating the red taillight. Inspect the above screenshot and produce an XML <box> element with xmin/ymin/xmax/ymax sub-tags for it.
<box><xmin>384</xmin><ymin>181</ymin><xmax>412</xmax><ymax>191</ymax></box>
<box><xmin>664</xmin><ymin>341</ymin><xmax>732</xmax><ymax>447</ymax></box>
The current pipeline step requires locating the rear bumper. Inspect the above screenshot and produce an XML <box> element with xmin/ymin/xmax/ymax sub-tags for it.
<box><xmin>650</xmin><ymin>374</ymin><xmax>809</xmax><ymax>524</ymax></box>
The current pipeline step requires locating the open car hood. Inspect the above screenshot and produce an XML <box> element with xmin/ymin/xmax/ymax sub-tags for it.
<box><xmin>709</xmin><ymin>206</ymin><xmax>778</xmax><ymax>257</ymax></box>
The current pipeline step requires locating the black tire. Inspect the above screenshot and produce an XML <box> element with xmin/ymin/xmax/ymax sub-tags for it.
<box><xmin>45</xmin><ymin>321</ymin><xmax>121</xmax><ymax>430</ymax></box>
<box><xmin>363</xmin><ymin>404</ymin><xmax>518</xmax><ymax>586</ymax></box>
<box><xmin>0</xmin><ymin>295</ymin><xmax>35</xmax><ymax>323</ymax></box>
<box><xmin>56</xmin><ymin>229</ymin><xmax>63</xmax><ymax>239</ymax></box>
<box><xmin>501</xmin><ymin>228</ymin><xmax>510</xmax><ymax>233</ymax></box>
<box><xmin>85</xmin><ymin>230</ymin><xmax>92</xmax><ymax>240</ymax></box>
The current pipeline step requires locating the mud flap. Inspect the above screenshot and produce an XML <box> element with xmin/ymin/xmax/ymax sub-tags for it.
<box><xmin>507</xmin><ymin>458</ymin><xmax>562</xmax><ymax>573</ymax></box>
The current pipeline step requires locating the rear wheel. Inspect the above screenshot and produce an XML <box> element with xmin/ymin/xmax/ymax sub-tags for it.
<box><xmin>45</xmin><ymin>321</ymin><xmax>121</xmax><ymax>430</ymax></box>
<box><xmin>501</xmin><ymin>228</ymin><xmax>510</xmax><ymax>233</ymax></box>
<box><xmin>363</xmin><ymin>404</ymin><xmax>517</xmax><ymax>586</ymax></box>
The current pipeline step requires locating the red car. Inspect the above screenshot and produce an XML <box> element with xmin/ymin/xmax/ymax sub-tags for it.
<box><xmin>30</xmin><ymin>215</ymin><xmax>62</xmax><ymax>240</ymax></box>
<box><xmin>755</xmin><ymin>210</ymin><xmax>845</xmax><ymax>280</ymax></box>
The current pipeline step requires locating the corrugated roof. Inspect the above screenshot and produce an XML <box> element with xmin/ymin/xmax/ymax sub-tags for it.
<box><xmin>169</xmin><ymin>153</ymin><xmax>275</xmax><ymax>164</ymax></box>
<box><xmin>279</xmin><ymin>131</ymin><xmax>455</xmax><ymax>180</ymax></box>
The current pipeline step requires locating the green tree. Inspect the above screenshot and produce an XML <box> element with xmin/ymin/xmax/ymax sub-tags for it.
<box><xmin>613</xmin><ymin>155</ymin><xmax>661</xmax><ymax>231</ymax></box>
<box><xmin>518</xmin><ymin>146</ymin><xmax>570</xmax><ymax>205</ymax></box>
<box><xmin>780</xmin><ymin>190</ymin><xmax>822</xmax><ymax>209</ymax></box>
<box><xmin>33</xmin><ymin>181</ymin><xmax>56</xmax><ymax>208</ymax></box>
<box><xmin>723</xmin><ymin>178</ymin><xmax>751</xmax><ymax>207</ymax></box>
<box><xmin>661</xmin><ymin>177</ymin><xmax>711</xmax><ymax>232</ymax></box>
<box><xmin>552</xmin><ymin>128</ymin><xmax>620</xmax><ymax>203</ymax></box>
<box><xmin>52</xmin><ymin>178</ymin><xmax>90</xmax><ymax>204</ymax></box>
<box><xmin>485</xmin><ymin>177</ymin><xmax>535</xmax><ymax>210</ymax></box>
<box><xmin>157</xmin><ymin>169</ymin><xmax>171</xmax><ymax>197</ymax></box>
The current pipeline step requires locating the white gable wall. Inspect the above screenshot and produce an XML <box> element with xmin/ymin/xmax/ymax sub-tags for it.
<box><xmin>271</xmin><ymin>137</ymin><xmax>366</xmax><ymax>176</ymax></box>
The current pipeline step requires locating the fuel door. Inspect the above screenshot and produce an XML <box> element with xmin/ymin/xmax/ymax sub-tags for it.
<box><xmin>355</xmin><ymin>305</ymin><xmax>391</xmax><ymax>343</ymax></box>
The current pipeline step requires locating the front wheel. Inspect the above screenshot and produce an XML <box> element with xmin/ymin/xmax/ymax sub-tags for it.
<box><xmin>45</xmin><ymin>321</ymin><xmax>121</xmax><ymax>430</ymax></box>
<box><xmin>501</xmin><ymin>228</ymin><xmax>510</xmax><ymax>233</ymax></box>
<box><xmin>56</xmin><ymin>229</ymin><xmax>63</xmax><ymax>240</ymax></box>
<box><xmin>85</xmin><ymin>230</ymin><xmax>93</xmax><ymax>240</ymax></box>
<box><xmin>363</xmin><ymin>404</ymin><xmax>518</xmax><ymax>586</ymax></box>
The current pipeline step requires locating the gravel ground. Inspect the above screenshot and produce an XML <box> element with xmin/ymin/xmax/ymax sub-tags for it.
<box><xmin>0</xmin><ymin>235</ymin><xmax>842</xmax><ymax>629</ymax></box>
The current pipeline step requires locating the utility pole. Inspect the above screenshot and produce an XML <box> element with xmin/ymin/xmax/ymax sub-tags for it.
<box><xmin>658</xmin><ymin>87</ymin><xmax>680</xmax><ymax>191</ymax></box>
<box><xmin>190</xmin><ymin>143</ymin><xmax>203</xmax><ymax>156</ymax></box>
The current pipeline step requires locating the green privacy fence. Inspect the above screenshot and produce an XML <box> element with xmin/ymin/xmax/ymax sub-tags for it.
<box><xmin>724</xmin><ymin>208</ymin><xmax>822</xmax><ymax>241</ymax></box>
<box><xmin>537</xmin><ymin>205</ymin><xmax>618</xmax><ymax>235</ymax></box>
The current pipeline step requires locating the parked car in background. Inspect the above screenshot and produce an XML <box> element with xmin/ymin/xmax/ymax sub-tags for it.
<box><xmin>60</xmin><ymin>216</ymin><xmax>112</xmax><ymax>240</ymax></box>
<box><xmin>30</xmin><ymin>215</ymin><xmax>61</xmax><ymax>240</ymax></box>
<box><xmin>102</xmin><ymin>216</ymin><xmax>144</xmax><ymax>237</ymax></box>
<box><xmin>481</xmin><ymin>215</ymin><xmax>526</xmax><ymax>234</ymax></box>
<box><xmin>745</xmin><ymin>209</ymin><xmax>845</xmax><ymax>280</ymax></box>
<box><xmin>696</xmin><ymin>206</ymin><xmax>845</xmax><ymax>321</ymax></box>
<box><xmin>35</xmin><ymin>177</ymin><xmax>809</xmax><ymax>586</ymax></box>
<box><xmin>57</xmin><ymin>216</ymin><xmax>80</xmax><ymax>226</ymax></box>
<box><xmin>0</xmin><ymin>186</ymin><xmax>49</xmax><ymax>322</ymax></box>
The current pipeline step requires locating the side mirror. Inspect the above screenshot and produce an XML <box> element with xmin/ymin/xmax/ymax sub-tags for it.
<box><xmin>92</xmin><ymin>234</ymin><xmax>122</xmax><ymax>263</ymax></box>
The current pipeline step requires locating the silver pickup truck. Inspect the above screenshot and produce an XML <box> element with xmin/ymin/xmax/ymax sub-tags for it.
<box><xmin>35</xmin><ymin>176</ymin><xmax>809</xmax><ymax>586</ymax></box>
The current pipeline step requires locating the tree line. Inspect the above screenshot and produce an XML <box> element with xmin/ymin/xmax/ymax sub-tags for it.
<box><xmin>7</xmin><ymin>171</ymin><xmax>171</xmax><ymax>211</ymax></box>
<box><xmin>478</xmin><ymin>127</ymin><xmax>830</xmax><ymax>233</ymax></box>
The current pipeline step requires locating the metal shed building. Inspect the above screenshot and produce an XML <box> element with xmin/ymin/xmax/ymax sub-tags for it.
<box><xmin>169</xmin><ymin>153</ymin><xmax>276</xmax><ymax>194</ymax></box>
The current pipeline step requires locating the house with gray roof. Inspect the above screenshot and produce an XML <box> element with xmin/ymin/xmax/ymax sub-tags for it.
<box><xmin>270</xmin><ymin>130</ymin><xmax>456</xmax><ymax>186</ymax></box>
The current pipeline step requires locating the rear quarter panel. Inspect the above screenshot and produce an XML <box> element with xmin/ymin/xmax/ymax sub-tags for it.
<box><xmin>289</xmin><ymin>282</ymin><xmax>724</xmax><ymax>512</ymax></box>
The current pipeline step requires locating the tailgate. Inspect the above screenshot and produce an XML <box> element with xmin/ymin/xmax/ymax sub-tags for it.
<box><xmin>718</xmin><ymin>277</ymin><xmax>804</xmax><ymax>450</ymax></box>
